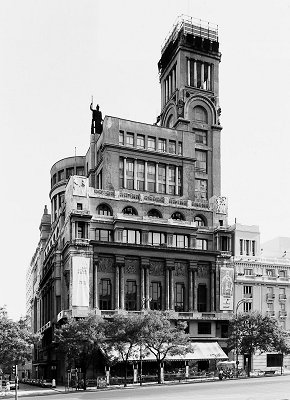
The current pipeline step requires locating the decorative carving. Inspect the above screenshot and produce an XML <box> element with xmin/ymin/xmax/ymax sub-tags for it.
<box><xmin>150</xmin><ymin>260</ymin><xmax>165</xmax><ymax>276</ymax></box>
<box><xmin>215</xmin><ymin>196</ymin><xmax>227</xmax><ymax>214</ymax></box>
<box><xmin>197</xmin><ymin>264</ymin><xmax>209</xmax><ymax>278</ymax></box>
<box><xmin>125</xmin><ymin>259</ymin><xmax>139</xmax><ymax>274</ymax></box>
<box><xmin>174</xmin><ymin>262</ymin><xmax>186</xmax><ymax>276</ymax></box>
<box><xmin>177</xmin><ymin>99</ymin><xmax>185</xmax><ymax>118</ymax></box>
<box><xmin>98</xmin><ymin>257</ymin><xmax>114</xmax><ymax>273</ymax></box>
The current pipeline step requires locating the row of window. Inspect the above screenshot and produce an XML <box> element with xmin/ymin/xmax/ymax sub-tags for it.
<box><xmin>99</xmin><ymin>278</ymin><xmax>208</xmax><ymax>312</ymax></box>
<box><xmin>187</xmin><ymin>59</ymin><xmax>213</xmax><ymax>92</ymax></box>
<box><xmin>119</xmin><ymin>158</ymin><xmax>182</xmax><ymax>195</ymax></box>
<box><xmin>239</xmin><ymin>239</ymin><xmax>256</xmax><ymax>256</ymax></box>
<box><xmin>163</xmin><ymin>64</ymin><xmax>177</xmax><ymax>104</ymax></box>
<box><xmin>119</xmin><ymin>130</ymin><xmax>183</xmax><ymax>155</ymax></box>
<box><xmin>94</xmin><ymin>228</ymin><xmax>208</xmax><ymax>250</ymax></box>
<box><xmin>243</xmin><ymin>268</ymin><xmax>287</xmax><ymax>278</ymax></box>
<box><xmin>51</xmin><ymin>166</ymin><xmax>85</xmax><ymax>187</ymax></box>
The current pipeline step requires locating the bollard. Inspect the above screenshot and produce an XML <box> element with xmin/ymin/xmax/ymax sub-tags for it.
<box><xmin>52</xmin><ymin>379</ymin><xmax>56</xmax><ymax>388</ymax></box>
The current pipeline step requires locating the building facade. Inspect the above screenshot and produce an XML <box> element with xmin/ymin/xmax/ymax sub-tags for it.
<box><xmin>29</xmin><ymin>16</ymin><xmax>234</xmax><ymax>383</ymax></box>
<box><xmin>232</xmin><ymin>223</ymin><xmax>290</xmax><ymax>372</ymax></box>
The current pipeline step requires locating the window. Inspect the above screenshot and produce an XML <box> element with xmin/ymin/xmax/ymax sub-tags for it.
<box><xmin>126</xmin><ymin>132</ymin><xmax>134</xmax><ymax>147</ymax></box>
<box><xmin>197</xmin><ymin>284</ymin><xmax>207</xmax><ymax>312</ymax></box>
<box><xmin>148</xmin><ymin>136</ymin><xmax>156</xmax><ymax>150</ymax></box>
<box><xmin>119</xmin><ymin>159</ymin><xmax>124</xmax><ymax>188</ymax></box>
<box><xmin>148</xmin><ymin>209</ymin><xmax>162</xmax><ymax>218</ymax></box>
<box><xmin>188</xmin><ymin>60</ymin><xmax>212</xmax><ymax>91</ymax></box>
<box><xmin>76</xmin><ymin>166</ymin><xmax>84</xmax><ymax>176</ymax></box>
<box><xmin>137</xmin><ymin>134</ymin><xmax>145</xmax><ymax>148</ymax></box>
<box><xmin>243</xmin><ymin>285</ymin><xmax>253</xmax><ymax>298</ymax></box>
<box><xmin>52</xmin><ymin>173</ymin><xmax>57</xmax><ymax>186</ymax></box>
<box><xmin>168</xmin><ymin>166</ymin><xmax>176</xmax><ymax>195</ymax></box>
<box><xmin>158</xmin><ymin>138</ymin><xmax>166</xmax><ymax>152</ymax></box>
<box><xmin>122</xmin><ymin>229</ymin><xmax>140</xmax><ymax>244</ymax></box>
<box><xmin>220</xmin><ymin>236</ymin><xmax>229</xmax><ymax>251</ymax></box>
<box><xmin>147</xmin><ymin>162</ymin><xmax>156</xmax><ymax>192</ymax></box>
<box><xmin>171</xmin><ymin>234</ymin><xmax>189</xmax><ymax>248</ymax></box>
<box><xmin>240</xmin><ymin>239</ymin><xmax>243</xmax><ymax>255</ymax></box>
<box><xmin>195</xmin><ymin>150</ymin><xmax>207</xmax><ymax>173</ymax></box>
<box><xmin>125</xmin><ymin>280</ymin><xmax>137</xmax><ymax>311</ymax></box>
<box><xmin>196</xmin><ymin>239</ymin><xmax>208</xmax><ymax>250</ymax></box>
<box><xmin>77</xmin><ymin>203</ymin><xmax>82</xmax><ymax>210</ymax></box>
<box><xmin>148</xmin><ymin>232</ymin><xmax>166</xmax><ymax>246</ymax></box>
<box><xmin>279</xmin><ymin>270</ymin><xmax>286</xmax><ymax>278</ymax></box>
<box><xmin>175</xmin><ymin>283</ymin><xmax>185</xmax><ymax>312</ymax></box>
<box><xmin>66</xmin><ymin>167</ymin><xmax>74</xmax><ymax>179</ymax></box>
<box><xmin>178</xmin><ymin>142</ymin><xmax>183</xmax><ymax>155</ymax></box>
<box><xmin>126</xmin><ymin>159</ymin><xmax>134</xmax><ymax>189</ymax></box>
<box><xmin>178</xmin><ymin>167</ymin><xmax>182</xmax><ymax>195</ymax></box>
<box><xmin>119</xmin><ymin>130</ymin><xmax>124</xmax><ymax>145</ymax></box>
<box><xmin>97</xmin><ymin>204</ymin><xmax>112</xmax><ymax>216</ymax></box>
<box><xmin>244</xmin><ymin>269</ymin><xmax>253</xmax><ymax>276</ymax></box>
<box><xmin>245</xmin><ymin>240</ymin><xmax>250</xmax><ymax>256</ymax></box>
<box><xmin>267</xmin><ymin>354</ymin><xmax>283</xmax><ymax>367</ymax></box>
<box><xmin>122</xmin><ymin>206</ymin><xmax>138</xmax><ymax>215</ymax></box>
<box><xmin>195</xmin><ymin>179</ymin><xmax>208</xmax><ymax>200</ymax></box>
<box><xmin>99</xmin><ymin>279</ymin><xmax>112</xmax><ymax>310</ymax></box>
<box><xmin>195</xmin><ymin>130</ymin><xmax>208</xmax><ymax>145</ymax></box>
<box><xmin>252</xmin><ymin>240</ymin><xmax>256</xmax><ymax>256</ymax></box>
<box><xmin>198</xmin><ymin>322</ymin><xmax>211</xmax><ymax>334</ymax></box>
<box><xmin>76</xmin><ymin>221</ymin><xmax>86</xmax><ymax>239</ymax></box>
<box><xmin>266</xmin><ymin>269</ymin><xmax>275</xmax><ymax>277</ymax></box>
<box><xmin>158</xmin><ymin>164</ymin><xmax>166</xmax><ymax>193</ymax></box>
<box><xmin>95</xmin><ymin>229</ymin><xmax>113</xmax><ymax>242</ymax></box>
<box><xmin>168</xmin><ymin>140</ymin><xmax>176</xmax><ymax>154</ymax></box>
<box><xmin>137</xmin><ymin>161</ymin><xmax>145</xmax><ymax>191</ymax></box>
<box><xmin>150</xmin><ymin>282</ymin><xmax>162</xmax><ymax>310</ymax></box>
<box><xmin>193</xmin><ymin>106</ymin><xmax>208</xmax><ymax>123</ymax></box>
<box><xmin>194</xmin><ymin>216</ymin><xmax>206</xmax><ymax>226</ymax></box>
<box><xmin>58</xmin><ymin>169</ymin><xmax>64</xmax><ymax>181</ymax></box>
<box><xmin>171</xmin><ymin>212</ymin><xmax>185</xmax><ymax>221</ymax></box>
<box><xmin>243</xmin><ymin>301</ymin><xmax>252</xmax><ymax>312</ymax></box>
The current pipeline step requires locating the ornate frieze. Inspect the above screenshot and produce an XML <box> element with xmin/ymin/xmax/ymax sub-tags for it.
<box><xmin>174</xmin><ymin>261</ymin><xmax>187</xmax><ymax>276</ymax></box>
<box><xmin>150</xmin><ymin>260</ymin><xmax>165</xmax><ymax>276</ymax></box>
<box><xmin>98</xmin><ymin>257</ymin><xmax>114</xmax><ymax>273</ymax></box>
<box><xmin>125</xmin><ymin>259</ymin><xmax>139</xmax><ymax>274</ymax></box>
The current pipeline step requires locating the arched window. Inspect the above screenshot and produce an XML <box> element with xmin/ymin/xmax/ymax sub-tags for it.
<box><xmin>166</xmin><ymin>115</ymin><xmax>174</xmax><ymax>128</ymax></box>
<box><xmin>97</xmin><ymin>204</ymin><xmax>112</xmax><ymax>216</ymax></box>
<box><xmin>171</xmin><ymin>211</ymin><xmax>185</xmax><ymax>221</ymax></box>
<box><xmin>122</xmin><ymin>206</ymin><xmax>138</xmax><ymax>216</ymax></box>
<box><xmin>194</xmin><ymin>215</ymin><xmax>207</xmax><ymax>226</ymax></box>
<box><xmin>148</xmin><ymin>209</ymin><xmax>162</xmax><ymax>218</ymax></box>
<box><xmin>193</xmin><ymin>106</ymin><xmax>208</xmax><ymax>123</ymax></box>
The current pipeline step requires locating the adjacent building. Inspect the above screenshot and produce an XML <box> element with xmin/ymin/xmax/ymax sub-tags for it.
<box><xmin>28</xmin><ymin>16</ymin><xmax>236</xmax><ymax>383</ymax></box>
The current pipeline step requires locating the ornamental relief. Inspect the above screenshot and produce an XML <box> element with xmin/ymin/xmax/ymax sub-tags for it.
<box><xmin>174</xmin><ymin>262</ymin><xmax>187</xmax><ymax>276</ymax></box>
<box><xmin>150</xmin><ymin>261</ymin><xmax>165</xmax><ymax>276</ymax></box>
<box><xmin>98</xmin><ymin>257</ymin><xmax>114</xmax><ymax>273</ymax></box>
<box><xmin>125</xmin><ymin>259</ymin><xmax>139</xmax><ymax>274</ymax></box>
<box><xmin>197</xmin><ymin>264</ymin><xmax>209</xmax><ymax>278</ymax></box>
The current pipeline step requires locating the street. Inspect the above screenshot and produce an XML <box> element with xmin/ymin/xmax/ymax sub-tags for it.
<box><xmin>20</xmin><ymin>375</ymin><xmax>290</xmax><ymax>400</ymax></box>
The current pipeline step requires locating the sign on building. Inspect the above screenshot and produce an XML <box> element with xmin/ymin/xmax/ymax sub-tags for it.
<box><xmin>72</xmin><ymin>257</ymin><xmax>90</xmax><ymax>307</ymax></box>
<box><xmin>220</xmin><ymin>267</ymin><xmax>234</xmax><ymax>311</ymax></box>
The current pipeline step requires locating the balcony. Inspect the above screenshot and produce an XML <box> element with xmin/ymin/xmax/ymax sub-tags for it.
<box><xmin>279</xmin><ymin>294</ymin><xmax>287</xmax><ymax>302</ymax></box>
<box><xmin>57</xmin><ymin>310</ymin><xmax>72</xmax><ymax>322</ymax></box>
<box><xmin>279</xmin><ymin>311</ymin><xmax>287</xmax><ymax>319</ymax></box>
<box><xmin>266</xmin><ymin>293</ymin><xmax>275</xmax><ymax>302</ymax></box>
<box><xmin>266</xmin><ymin>310</ymin><xmax>275</xmax><ymax>317</ymax></box>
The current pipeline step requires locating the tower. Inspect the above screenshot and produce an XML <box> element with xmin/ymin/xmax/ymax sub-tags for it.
<box><xmin>158</xmin><ymin>15</ymin><xmax>222</xmax><ymax>199</ymax></box>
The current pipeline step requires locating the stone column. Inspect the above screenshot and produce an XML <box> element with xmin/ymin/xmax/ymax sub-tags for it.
<box><xmin>165</xmin><ymin>164</ymin><xmax>169</xmax><ymax>194</ymax></box>
<box><xmin>123</xmin><ymin>158</ymin><xmax>127</xmax><ymax>189</ymax></box>
<box><xmin>187</xmin><ymin>59</ymin><xmax>190</xmax><ymax>85</ymax></box>
<box><xmin>119</xmin><ymin>264</ymin><xmax>125</xmax><ymax>310</ymax></box>
<box><xmin>145</xmin><ymin>267</ymin><xmax>150</xmax><ymax>310</ymax></box>
<box><xmin>165</xmin><ymin>268</ymin><xmax>170</xmax><ymax>310</ymax></box>
<box><xmin>115</xmin><ymin>264</ymin><xmax>120</xmax><ymax>309</ymax></box>
<box><xmin>188</xmin><ymin>267</ymin><xmax>193</xmax><ymax>311</ymax></box>
<box><xmin>170</xmin><ymin>268</ymin><xmax>174</xmax><ymax>310</ymax></box>
<box><xmin>208</xmin><ymin>64</ymin><xmax>211</xmax><ymax>90</ymax></box>
<box><xmin>140</xmin><ymin>266</ymin><xmax>145</xmax><ymax>309</ymax></box>
<box><xmin>201</xmin><ymin>63</ymin><xmax>204</xmax><ymax>88</ymax></box>
<box><xmin>192</xmin><ymin>263</ymin><xmax>198</xmax><ymax>312</ymax></box>
<box><xmin>94</xmin><ymin>257</ymin><xmax>99</xmax><ymax>309</ymax></box>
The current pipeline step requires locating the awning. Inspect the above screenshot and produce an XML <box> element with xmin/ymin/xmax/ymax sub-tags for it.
<box><xmin>102</xmin><ymin>342</ymin><xmax>228</xmax><ymax>362</ymax></box>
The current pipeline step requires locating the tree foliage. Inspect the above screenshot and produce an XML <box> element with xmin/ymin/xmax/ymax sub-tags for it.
<box><xmin>228</xmin><ymin>311</ymin><xmax>290</xmax><ymax>357</ymax></box>
<box><xmin>54</xmin><ymin>314</ymin><xmax>105</xmax><ymax>389</ymax></box>
<box><xmin>0</xmin><ymin>307</ymin><xmax>39</xmax><ymax>370</ymax></box>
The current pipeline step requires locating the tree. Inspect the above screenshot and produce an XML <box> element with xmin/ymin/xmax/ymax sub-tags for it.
<box><xmin>0</xmin><ymin>307</ymin><xmax>39</xmax><ymax>370</ymax></box>
<box><xmin>141</xmin><ymin>311</ymin><xmax>192</xmax><ymax>384</ymax></box>
<box><xmin>104</xmin><ymin>312</ymin><xmax>145</xmax><ymax>387</ymax></box>
<box><xmin>228</xmin><ymin>312</ymin><xmax>290</xmax><ymax>376</ymax></box>
<box><xmin>54</xmin><ymin>314</ymin><xmax>105</xmax><ymax>390</ymax></box>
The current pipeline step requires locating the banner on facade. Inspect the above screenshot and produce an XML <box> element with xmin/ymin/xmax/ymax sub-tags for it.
<box><xmin>220</xmin><ymin>267</ymin><xmax>234</xmax><ymax>311</ymax></box>
<box><xmin>72</xmin><ymin>256</ymin><xmax>90</xmax><ymax>307</ymax></box>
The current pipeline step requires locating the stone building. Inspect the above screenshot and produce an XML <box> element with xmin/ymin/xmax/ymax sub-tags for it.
<box><xmin>29</xmin><ymin>16</ymin><xmax>234</xmax><ymax>382</ymax></box>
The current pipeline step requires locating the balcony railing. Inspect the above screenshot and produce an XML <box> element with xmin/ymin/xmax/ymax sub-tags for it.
<box><xmin>266</xmin><ymin>293</ymin><xmax>275</xmax><ymax>301</ymax></box>
<box><xmin>279</xmin><ymin>311</ymin><xmax>287</xmax><ymax>318</ymax></box>
<box><xmin>266</xmin><ymin>310</ymin><xmax>275</xmax><ymax>317</ymax></box>
<box><xmin>57</xmin><ymin>310</ymin><xmax>72</xmax><ymax>322</ymax></box>
<box><xmin>279</xmin><ymin>294</ymin><xmax>287</xmax><ymax>301</ymax></box>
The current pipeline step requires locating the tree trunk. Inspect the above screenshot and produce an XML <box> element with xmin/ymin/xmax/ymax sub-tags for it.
<box><xmin>124</xmin><ymin>361</ymin><xmax>128</xmax><ymax>387</ymax></box>
<box><xmin>83</xmin><ymin>368</ymin><xmax>87</xmax><ymax>391</ymax></box>
<box><xmin>157</xmin><ymin>361</ymin><xmax>161</xmax><ymax>384</ymax></box>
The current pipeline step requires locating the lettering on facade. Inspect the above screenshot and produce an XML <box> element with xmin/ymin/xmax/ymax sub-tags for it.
<box><xmin>150</xmin><ymin>260</ymin><xmax>165</xmax><ymax>276</ymax></box>
<box><xmin>125</xmin><ymin>259</ymin><xmax>139</xmax><ymax>274</ymax></box>
<box><xmin>98</xmin><ymin>257</ymin><xmax>114</xmax><ymax>273</ymax></box>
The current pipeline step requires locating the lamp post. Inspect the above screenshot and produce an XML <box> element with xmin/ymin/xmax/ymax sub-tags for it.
<box><xmin>234</xmin><ymin>298</ymin><xmax>252</xmax><ymax>378</ymax></box>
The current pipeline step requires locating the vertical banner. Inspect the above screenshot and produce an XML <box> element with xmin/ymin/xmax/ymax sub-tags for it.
<box><xmin>72</xmin><ymin>256</ymin><xmax>90</xmax><ymax>307</ymax></box>
<box><xmin>220</xmin><ymin>267</ymin><xmax>234</xmax><ymax>311</ymax></box>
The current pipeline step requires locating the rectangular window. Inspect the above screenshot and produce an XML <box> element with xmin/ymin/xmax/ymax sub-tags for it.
<box><xmin>77</xmin><ymin>203</ymin><xmax>82</xmax><ymax>210</ymax></box>
<box><xmin>150</xmin><ymin>282</ymin><xmax>162</xmax><ymax>310</ymax></box>
<box><xmin>252</xmin><ymin>240</ymin><xmax>256</xmax><ymax>256</ymax></box>
<box><xmin>76</xmin><ymin>222</ymin><xmax>86</xmax><ymax>239</ymax></box>
<box><xmin>195</xmin><ymin>150</ymin><xmax>207</xmax><ymax>173</ymax></box>
<box><xmin>267</xmin><ymin>269</ymin><xmax>275</xmax><ymax>277</ymax></box>
<box><xmin>243</xmin><ymin>285</ymin><xmax>253</xmax><ymax>298</ymax></box>
<box><xmin>158</xmin><ymin>138</ymin><xmax>166</xmax><ymax>152</ymax></box>
<box><xmin>168</xmin><ymin>140</ymin><xmax>176</xmax><ymax>154</ymax></box>
<box><xmin>125</xmin><ymin>280</ymin><xmax>137</xmax><ymax>311</ymax></box>
<box><xmin>175</xmin><ymin>283</ymin><xmax>185</xmax><ymax>312</ymax></box>
<box><xmin>158</xmin><ymin>164</ymin><xmax>166</xmax><ymax>194</ymax></box>
<box><xmin>178</xmin><ymin>167</ymin><xmax>182</xmax><ymax>196</ymax></box>
<box><xmin>137</xmin><ymin>134</ymin><xmax>145</xmax><ymax>149</ymax></box>
<box><xmin>95</xmin><ymin>229</ymin><xmax>113</xmax><ymax>242</ymax></box>
<box><xmin>168</xmin><ymin>166</ymin><xmax>176</xmax><ymax>195</ymax></box>
<box><xmin>147</xmin><ymin>162</ymin><xmax>156</xmax><ymax>192</ymax></box>
<box><xmin>279</xmin><ymin>270</ymin><xmax>286</xmax><ymax>278</ymax></box>
<box><xmin>52</xmin><ymin>173</ymin><xmax>57</xmax><ymax>186</ymax></box>
<box><xmin>245</xmin><ymin>240</ymin><xmax>250</xmax><ymax>255</ymax></box>
<box><xmin>244</xmin><ymin>269</ymin><xmax>253</xmax><ymax>276</ymax></box>
<box><xmin>58</xmin><ymin>169</ymin><xmax>64</xmax><ymax>181</ymax></box>
<box><xmin>137</xmin><ymin>161</ymin><xmax>145</xmax><ymax>191</ymax></box>
<box><xmin>198</xmin><ymin>322</ymin><xmax>211</xmax><ymax>335</ymax></box>
<box><xmin>178</xmin><ymin>142</ymin><xmax>183</xmax><ymax>155</ymax></box>
<box><xmin>123</xmin><ymin>230</ymin><xmax>141</xmax><ymax>244</ymax></box>
<box><xmin>99</xmin><ymin>279</ymin><xmax>112</xmax><ymax>310</ymax></box>
<box><xmin>243</xmin><ymin>301</ymin><xmax>252</xmax><ymax>312</ymax></box>
<box><xmin>195</xmin><ymin>130</ymin><xmax>208</xmax><ymax>145</ymax></box>
<box><xmin>76</xmin><ymin>166</ymin><xmax>84</xmax><ymax>176</ymax></box>
<box><xmin>119</xmin><ymin>130</ymin><xmax>124</xmax><ymax>145</ymax></box>
<box><xmin>196</xmin><ymin>239</ymin><xmax>208</xmax><ymax>250</ymax></box>
<box><xmin>195</xmin><ymin>179</ymin><xmax>208</xmax><ymax>200</ymax></box>
<box><xmin>240</xmin><ymin>239</ymin><xmax>243</xmax><ymax>255</ymax></box>
<box><xmin>119</xmin><ymin>158</ymin><xmax>124</xmax><ymax>188</ymax></box>
<box><xmin>148</xmin><ymin>231</ymin><xmax>166</xmax><ymax>246</ymax></box>
<box><xmin>126</xmin><ymin>132</ymin><xmax>134</xmax><ymax>147</ymax></box>
<box><xmin>148</xmin><ymin>136</ymin><xmax>156</xmax><ymax>150</ymax></box>
<box><xmin>126</xmin><ymin>159</ymin><xmax>134</xmax><ymax>190</ymax></box>
<box><xmin>66</xmin><ymin>167</ymin><xmax>74</xmax><ymax>179</ymax></box>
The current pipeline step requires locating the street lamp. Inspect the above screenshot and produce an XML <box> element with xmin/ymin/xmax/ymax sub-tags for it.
<box><xmin>234</xmin><ymin>298</ymin><xmax>252</xmax><ymax>378</ymax></box>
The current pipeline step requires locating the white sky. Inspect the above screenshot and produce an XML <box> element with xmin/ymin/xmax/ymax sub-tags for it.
<box><xmin>1</xmin><ymin>0</ymin><xmax>290</xmax><ymax>320</ymax></box>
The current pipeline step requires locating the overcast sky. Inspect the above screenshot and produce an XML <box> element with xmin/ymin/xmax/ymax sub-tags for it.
<box><xmin>1</xmin><ymin>0</ymin><xmax>290</xmax><ymax>320</ymax></box>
